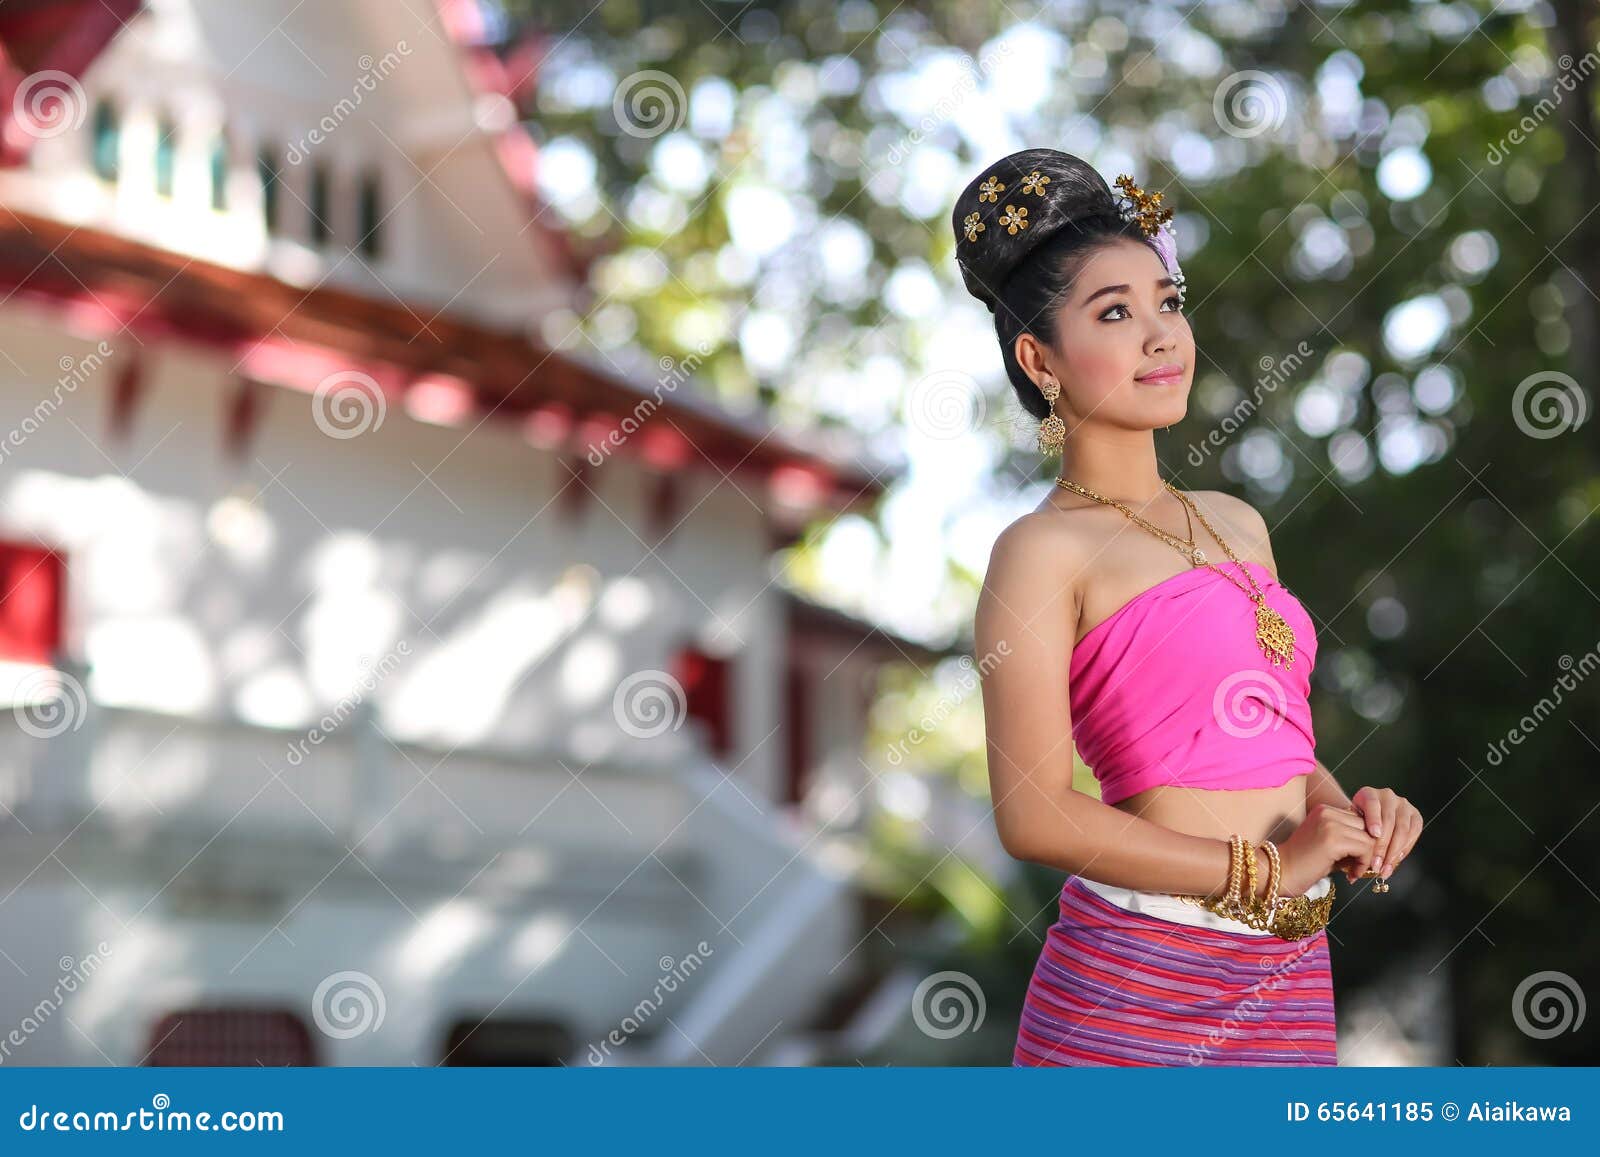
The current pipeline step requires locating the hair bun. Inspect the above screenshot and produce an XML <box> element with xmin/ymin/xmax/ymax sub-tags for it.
<box><xmin>951</xmin><ymin>148</ymin><xmax>1181</xmax><ymax>312</ymax></box>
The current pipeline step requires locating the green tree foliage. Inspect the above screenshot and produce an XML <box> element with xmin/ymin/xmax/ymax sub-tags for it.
<box><xmin>503</xmin><ymin>0</ymin><xmax>1599</xmax><ymax>1063</ymax></box>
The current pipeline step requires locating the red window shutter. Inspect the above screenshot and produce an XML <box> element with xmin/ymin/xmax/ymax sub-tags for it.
<box><xmin>784</xmin><ymin>659</ymin><xmax>812</xmax><ymax>805</ymax></box>
<box><xmin>144</xmin><ymin>1008</ymin><xmax>318</xmax><ymax>1066</ymax></box>
<box><xmin>0</xmin><ymin>541</ymin><xmax>64</xmax><ymax>664</ymax></box>
<box><xmin>671</xmin><ymin>646</ymin><xmax>733</xmax><ymax>758</ymax></box>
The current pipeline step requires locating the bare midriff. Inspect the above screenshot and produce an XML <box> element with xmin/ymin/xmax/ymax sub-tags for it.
<box><xmin>1108</xmin><ymin>774</ymin><xmax>1308</xmax><ymax>847</ymax></box>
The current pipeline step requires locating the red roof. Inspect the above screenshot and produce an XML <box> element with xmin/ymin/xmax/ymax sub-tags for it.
<box><xmin>0</xmin><ymin>0</ymin><xmax>141</xmax><ymax>166</ymax></box>
<box><xmin>0</xmin><ymin>209</ymin><xmax>890</xmax><ymax>515</ymax></box>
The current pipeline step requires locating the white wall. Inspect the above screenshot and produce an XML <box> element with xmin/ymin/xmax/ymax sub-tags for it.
<box><xmin>0</xmin><ymin>308</ymin><xmax>781</xmax><ymax>798</ymax></box>
<box><xmin>0</xmin><ymin>0</ymin><xmax>577</xmax><ymax>329</ymax></box>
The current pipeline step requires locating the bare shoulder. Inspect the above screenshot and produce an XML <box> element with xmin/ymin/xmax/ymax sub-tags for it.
<box><xmin>976</xmin><ymin>509</ymin><xmax>1091</xmax><ymax>631</ymax></box>
<box><xmin>1188</xmin><ymin>490</ymin><xmax>1278</xmax><ymax>576</ymax></box>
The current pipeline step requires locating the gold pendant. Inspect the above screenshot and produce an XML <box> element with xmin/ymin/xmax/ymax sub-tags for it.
<box><xmin>1255</xmin><ymin>601</ymin><xmax>1296</xmax><ymax>669</ymax></box>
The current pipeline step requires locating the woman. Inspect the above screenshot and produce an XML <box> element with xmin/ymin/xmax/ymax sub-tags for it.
<box><xmin>959</xmin><ymin>149</ymin><xmax>1424</xmax><ymax>1066</ymax></box>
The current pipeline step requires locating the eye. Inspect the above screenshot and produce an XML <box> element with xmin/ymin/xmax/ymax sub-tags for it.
<box><xmin>1099</xmin><ymin>294</ymin><xmax>1184</xmax><ymax>321</ymax></box>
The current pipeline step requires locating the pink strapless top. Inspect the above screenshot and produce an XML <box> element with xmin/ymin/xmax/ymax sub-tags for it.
<box><xmin>1069</xmin><ymin>559</ymin><xmax>1318</xmax><ymax>805</ymax></box>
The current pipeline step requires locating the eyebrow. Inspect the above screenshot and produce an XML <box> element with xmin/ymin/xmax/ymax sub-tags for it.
<box><xmin>1081</xmin><ymin>277</ymin><xmax>1176</xmax><ymax>306</ymax></box>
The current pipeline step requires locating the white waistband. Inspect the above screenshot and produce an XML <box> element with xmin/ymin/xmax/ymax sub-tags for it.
<box><xmin>1073</xmin><ymin>874</ymin><xmax>1332</xmax><ymax>936</ymax></box>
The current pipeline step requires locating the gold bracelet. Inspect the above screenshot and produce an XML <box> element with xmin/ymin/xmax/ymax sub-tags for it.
<box><xmin>1242</xmin><ymin>837</ymin><xmax>1259</xmax><ymax>918</ymax></box>
<box><xmin>1221</xmin><ymin>833</ymin><xmax>1243</xmax><ymax>909</ymax></box>
<box><xmin>1174</xmin><ymin>833</ymin><xmax>1336</xmax><ymax>940</ymax></box>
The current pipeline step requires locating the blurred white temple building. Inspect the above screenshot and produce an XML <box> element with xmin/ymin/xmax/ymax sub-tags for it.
<box><xmin>0</xmin><ymin>0</ymin><xmax>957</xmax><ymax>1065</ymax></box>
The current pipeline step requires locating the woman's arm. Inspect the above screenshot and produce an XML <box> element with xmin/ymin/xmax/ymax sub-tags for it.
<box><xmin>1305</xmin><ymin>757</ymin><xmax>1354</xmax><ymax>812</ymax></box>
<box><xmin>975</xmin><ymin>515</ymin><xmax>1261</xmax><ymax>898</ymax></box>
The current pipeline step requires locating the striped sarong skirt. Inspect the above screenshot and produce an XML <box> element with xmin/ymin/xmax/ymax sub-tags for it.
<box><xmin>1013</xmin><ymin>874</ymin><xmax>1338</xmax><ymax>1066</ymax></box>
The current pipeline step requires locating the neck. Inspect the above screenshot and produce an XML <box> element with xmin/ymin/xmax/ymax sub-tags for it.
<box><xmin>1055</xmin><ymin>429</ymin><xmax>1168</xmax><ymax>508</ymax></box>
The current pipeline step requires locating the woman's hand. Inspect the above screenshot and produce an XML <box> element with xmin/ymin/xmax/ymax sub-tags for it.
<box><xmin>1276</xmin><ymin>803</ymin><xmax>1380</xmax><ymax>897</ymax></box>
<box><xmin>1348</xmin><ymin>786</ymin><xmax>1424</xmax><ymax>881</ymax></box>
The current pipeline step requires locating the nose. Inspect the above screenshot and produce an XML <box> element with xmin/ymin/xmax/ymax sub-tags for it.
<box><xmin>1148</xmin><ymin>312</ymin><xmax>1182</xmax><ymax>353</ymax></box>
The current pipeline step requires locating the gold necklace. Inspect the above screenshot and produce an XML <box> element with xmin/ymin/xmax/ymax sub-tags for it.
<box><xmin>1054</xmin><ymin>476</ymin><xmax>1297</xmax><ymax>669</ymax></box>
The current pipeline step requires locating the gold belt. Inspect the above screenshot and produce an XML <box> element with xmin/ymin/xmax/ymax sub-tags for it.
<box><xmin>1169</xmin><ymin>878</ymin><xmax>1336</xmax><ymax>941</ymax></box>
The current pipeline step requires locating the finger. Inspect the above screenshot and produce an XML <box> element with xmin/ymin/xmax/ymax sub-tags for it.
<box><xmin>1339</xmin><ymin>829</ymin><xmax>1379</xmax><ymax>866</ymax></box>
<box><xmin>1368</xmin><ymin>798</ymin><xmax>1400</xmax><ymax>873</ymax></box>
<box><xmin>1352</xmin><ymin>792</ymin><xmax>1386</xmax><ymax>838</ymax></box>
<box><xmin>1387</xmin><ymin>812</ymin><xmax>1422</xmax><ymax>872</ymax></box>
<box><xmin>1320</xmin><ymin>807</ymin><xmax>1370</xmax><ymax>833</ymax></box>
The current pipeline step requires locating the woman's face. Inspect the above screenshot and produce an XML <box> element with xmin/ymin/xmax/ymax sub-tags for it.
<box><xmin>1020</xmin><ymin>238</ymin><xmax>1194</xmax><ymax>428</ymax></box>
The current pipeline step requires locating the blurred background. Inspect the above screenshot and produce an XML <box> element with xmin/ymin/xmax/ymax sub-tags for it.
<box><xmin>0</xmin><ymin>0</ymin><xmax>1592</xmax><ymax>1067</ymax></box>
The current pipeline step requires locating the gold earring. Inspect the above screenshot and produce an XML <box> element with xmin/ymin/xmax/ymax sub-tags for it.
<box><xmin>1037</xmin><ymin>379</ymin><xmax>1065</xmax><ymax>455</ymax></box>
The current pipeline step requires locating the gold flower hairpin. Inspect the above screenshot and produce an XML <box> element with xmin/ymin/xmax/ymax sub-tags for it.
<box><xmin>998</xmin><ymin>204</ymin><xmax>1029</xmax><ymax>234</ymax></box>
<box><xmin>1113</xmin><ymin>173</ymin><xmax>1173</xmax><ymax>236</ymax></box>
<box><xmin>962</xmin><ymin>169</ymin><xmax>1051</xmax><ymax>245</ymax></box>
